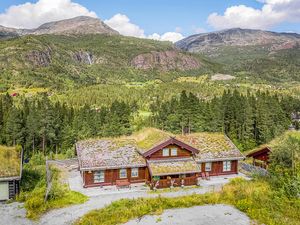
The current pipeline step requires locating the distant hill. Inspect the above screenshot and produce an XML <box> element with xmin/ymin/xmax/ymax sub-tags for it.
<box><xmin>0</xmin><ymin>16</ymin><xmax>119</xmax><ymax>38</ymax></box>
<box><xmin>176</xmin><ymin>28</ymin><xmax>300</xmax><ymax>53</ymax></box>
<box><xmin>176</xmin><ymin>28</ymin><xmax>300</xmax><ymax>82</ymax></box>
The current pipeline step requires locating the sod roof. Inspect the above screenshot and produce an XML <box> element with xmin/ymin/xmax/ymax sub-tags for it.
<box><xmin>76</xmin><ymin>139</ymin><xmax>146</xmax><ymax>170</ymax></box>
<box><xmin>0</xmin><ymin>145</ymin><xmax>22</xmax><ymax>179</ymax></box>
<box><xmin>148</xmin><ymin>158</ymin><xmax>201</xmax><ymax>176</ymax></box>
<box><xmin>176</xmin><ymin>133</ymin><xmax>244</xmax><ymax>162</ymax></box>
<box><xmin>76</xmin><ymin>128</ymin><xmax>244</xmax><ymax>170</ymax></box>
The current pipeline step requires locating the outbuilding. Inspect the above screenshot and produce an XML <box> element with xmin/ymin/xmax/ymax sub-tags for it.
<box><xmin>0</xmin><ymin>145</ymin><xmax>23</xmax><ymax>201</ymax></box>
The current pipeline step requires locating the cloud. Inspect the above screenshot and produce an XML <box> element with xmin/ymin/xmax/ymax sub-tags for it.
<box><xmin>105</xmin><ymin>13</ymin><xmax>184</xmax><ymax>42</ymax></box>
<box><xmin>104</xmin><ymin>13</ymin><xmax>145</xmax><ymax>38</ymax></box>
<box><xmin>0</xmin><ymin>0</ymin><xmax>97</xmax><ymax>29</ymax></box>
<box><xmin>148</xmin><ymin>32</ymin><xmax>184</xmax><ymax>43</ymax></box>
<box><xmin>207</xmin><ymin>0</ymin><xmax>300</xmax><ymax>30</ymax></box>
<box><xmin>0</xmin><ymin>1</ymin><xmax>184</xmax><ymax>43</ymax></box>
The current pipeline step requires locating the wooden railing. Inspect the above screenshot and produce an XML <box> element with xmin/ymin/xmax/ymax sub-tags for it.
<box><xmin>157</xmin><ymin>176</ymin><xmax>197</xmax><ymax>189</ymax></box>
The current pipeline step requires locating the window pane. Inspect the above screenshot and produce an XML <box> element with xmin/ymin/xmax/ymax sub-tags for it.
<box><xmin>205</xmin><ymin>162</ymin><xmax>212</xmax><ymax>171</ymax></box>
<box><xmin>162</xmin><ymin>148</ymin><xmax>169</xmax><ymax>156</ymax></box>
<box><xmin>119</xmin><ymin>169</ymin><xmax>127</xmax><ymax>178</ymax></box>
<box><xmin>131</xmin><ymin>168</ymin><xmax>139</xmax><ymax>177</ymax></box>
<box><xmin>94</xmin><ymin>170</ymin><xmax>105</xmax><ymax>183</ymax></box>
<box><xmin>223</xmin><ymin>161</ymin><xmax>231</xmax><ymax>172</ymax></box>
<box><xmin>171</xmin><ymin>148</ymin><xmax>177</xmax><ymax>156</ymax></box>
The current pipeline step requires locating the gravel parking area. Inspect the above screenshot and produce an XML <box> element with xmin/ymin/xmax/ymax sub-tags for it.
<box><xmin>125</xmin><ymin>204</ymin><xmax>250</xmax><ymax>225</ymax></box>
<box><xmin>0</xmin><ymin>159</ymin><xmax>251</xmax><ymax>225</ymax></box>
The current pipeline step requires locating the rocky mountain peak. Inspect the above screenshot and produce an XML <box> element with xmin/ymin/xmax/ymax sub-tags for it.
<box><xmin>175</xmin><ymin>28</ymin><xmax>300</xmax><ymax>53</ymax></box>
<box><xmin>32</xmin><ymin>16</ymin><xmax>119</xmax><ymax>35</ymax></box>
<box><xmin>0</xmin><ymin>16</ymin><xmax>119</xmax><ymax>38</ymax></box>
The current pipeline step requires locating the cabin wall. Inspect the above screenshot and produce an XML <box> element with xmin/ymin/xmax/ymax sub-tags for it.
<box><xmin>200</xmin><ymin>160</ymin><xmax>238</xmax><ymax>176</ymax></box>
<box><xmin>253</xmin><ymin>153</ymin><xmax>269</xmax><ymax>162</ymax></box>
<box><xmin>147</xmin><ymin>144</ymin><xmax>192</xmax><ymax>160</ymax></box>
<box><xmin>83</xmin><ymin>167</ymin><xmax>148</xmax><ymax>187</ymax></box>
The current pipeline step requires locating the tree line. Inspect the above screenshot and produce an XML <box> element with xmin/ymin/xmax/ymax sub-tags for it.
<box><xmin>0</xmin><ymin>93</ymin><xmax>133</xmax><ymax>157</ymax></box>
<box><xmin>150</xmin><ymin>90</ymin><xmax>300</xmax><ymax>150</ymax></box>
<box><xmin>1</xmin><ymin>89</ymin><xmax>299</xmax><ymax>157</ymax></box>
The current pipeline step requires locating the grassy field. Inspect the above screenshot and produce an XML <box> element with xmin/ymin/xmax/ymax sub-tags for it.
<box><xmin>75</xmin><ymin>178</ymin><xmax>300</xmax><ymax>225</ymax></box>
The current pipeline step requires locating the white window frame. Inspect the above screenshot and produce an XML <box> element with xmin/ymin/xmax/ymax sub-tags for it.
<box><xmin>131</xmin><ymin>168</ymin><xmax>139</xmax><ymax>178</ymax></box>
<box><xmin>162</xmin><ymin>148</ymin><xmax>169</xmax><ymax>157</ymax></box>
<box><xmin>119</xmin><ymin>168</ymin><xmax>127</xmax><ymax>178</ymax></box>
<box><xmin>94</xmin><ymin>170</ymin><xmax>105</xmax><ymax>183</ymax></box>
<box><xmin>171</xmin><ymin>148</ymin><xmax>178</xmax><ymax>156</ymax></box>
<box><xmin>223</xmin><ymin>161</ymin><xmax>232</xmax><ymax>172</ymax></box>
<box><xmin>205</xmin><ymin>162</ymin><xmax>212</xmax><ymax>172</ymax></box>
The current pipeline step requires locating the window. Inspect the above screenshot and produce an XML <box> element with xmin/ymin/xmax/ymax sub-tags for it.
<box><xmin>131</xmin><ymin>168</ymin><xmax>139</xmax><ymax>177</ymax></box>
<box><xmin>205</xmin><ymin>162</ymin><xmax>212</xmax><ymax>172</ymax></box>
<box><xmin>171</xmin><ymin>148</ymin><xmax>177</xmax><ymax>156</ymax></box>
<box><xmin>223</xmin><ymin>161</ymin><xmax>232</xmax><ymax>172</ymax></box>
<box><xmin>162</xmin><ymin>148</ymin><xmax>169</xmax><ymax>156</ymax></box>
<box><xmin>94</xmin><ymin>170</ymin><xmax>105</xmax><ymax>183</ymax></box>
<box><xmin>119</xmin><ymin>168</ymin><xmax>127</xmax><ymax>178</ymax></box>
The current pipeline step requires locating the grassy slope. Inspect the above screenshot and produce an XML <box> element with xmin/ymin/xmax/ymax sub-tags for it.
<box><xmin>75</xmin><ymin>178</ymin><xmax>300</xmax><ymax>225</ymax></box>
<box><xmin>199</xmin><ymin>45</ymin><xmax>300</xmax><ymax>82</ymax></box>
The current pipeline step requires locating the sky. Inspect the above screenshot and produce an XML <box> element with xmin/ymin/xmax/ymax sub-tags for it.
<box><xmin>0</xmin><ymin>0</ymin><xmax>299</xmax><ymax>42</ymax></box>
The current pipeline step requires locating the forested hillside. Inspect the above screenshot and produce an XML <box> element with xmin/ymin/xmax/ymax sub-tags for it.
<box><xmin>0</xmin><ymin>34</ymin><xmax>218</xmax><ymax>90</ymax></box>
<box><xmin>1</xmin><ymin>89</ymin><xmax>299</xmax><ymax>157</ymax></box>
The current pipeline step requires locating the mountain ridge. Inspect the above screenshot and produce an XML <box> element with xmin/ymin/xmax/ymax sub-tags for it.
<box><xmin>0</xmin><ymin>16</ymin><xmax>119</xmax><ymax>38</ymax></box>
<box><xmin>175</xmin><ymin>28</ymin><xmax>300</xmax><ymax>53</ymax></box>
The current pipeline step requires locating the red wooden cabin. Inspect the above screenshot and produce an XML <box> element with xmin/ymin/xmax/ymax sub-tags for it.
<box><xmin>246</xmin><ymin>146</ymin><xmax>271</xmax><ymax>169</ymax></box>
<box><xmin>76</xmin><ymin>128</ymin><xmax>245</xmax><ymax>189</ymax></box>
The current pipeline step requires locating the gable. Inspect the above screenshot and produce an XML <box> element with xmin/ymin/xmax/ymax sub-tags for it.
<box><xmin>143</xmin><ymin>137</ymin><xmax>199</xmax><ymax>158</ymax></box>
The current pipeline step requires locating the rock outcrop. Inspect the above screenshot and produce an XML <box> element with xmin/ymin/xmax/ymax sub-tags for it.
<box><xmin>131</xmin><ymin>50</ymin><xmax>201</xmax><ymax>71</ymax></box>
<box><xmin>26</xmin><ymin>50</ymin><xmax>51</xmax><ymax>67</ymax></box>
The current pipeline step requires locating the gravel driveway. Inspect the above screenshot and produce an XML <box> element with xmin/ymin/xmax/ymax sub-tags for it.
<box><xmin>0</xmin><ymin>160</ymin><xmax>250</xmax><ymax>225</ymax></box>
<box><xmin>125</xmin><ymin>204</ymin><xmax>250</xmax><ymax>225</ymax></box>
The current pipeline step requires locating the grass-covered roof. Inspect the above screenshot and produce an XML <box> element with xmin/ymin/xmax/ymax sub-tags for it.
<box><xmin>0</xmin><ymin>145</ymin><xmax>22</xmax><ymax>179</ymax></box>
<box><xmin>76</xmin><ymin>128</ymin><xmax>244</xmax><ymax>170</ymax></box>
<box><xmin>148</xmin><ymin>158</ymin><xmax>200</xmax><ymax>176</ymax></box>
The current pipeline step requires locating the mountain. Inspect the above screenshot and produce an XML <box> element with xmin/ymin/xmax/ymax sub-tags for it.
<box><xmin>176</xmin><ymin>28</ymin><xmax>300</xmax><ymax>82</ymax></box>
<box><xmin>176</xmin><ymin>28</ymin><xmax>300</xmax><ymax>53</ymax></box>
<box><xmin>0</xmin><ymin>16</ymin><xmax>119</xmax><ymax>38</ymax></box>
<box><xmin>0</xmin><ymin>34</ymin><xmax>216</xmax><ymax>90</ymax></box>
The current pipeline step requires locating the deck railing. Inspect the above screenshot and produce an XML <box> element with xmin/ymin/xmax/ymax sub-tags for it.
<box><xmin>156</xmin><ymin>176</ymin><xmax>197</xmax><ymax>189</ymax></box>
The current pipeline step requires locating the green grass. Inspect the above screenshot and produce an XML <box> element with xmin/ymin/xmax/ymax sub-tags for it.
<box><xmin>148</xmin><ymin>185</ymin><xmax>200</xmax><ymax>194</ymax></box>
<box><xmin>75</xmin><ymin>178</ymin><xmax>300</xmax><ymax>225</ymax></box>
<box><xmin>18</xmin><ymin>157</ymin><xmax>88</xmax><ymax>220</ymax></box>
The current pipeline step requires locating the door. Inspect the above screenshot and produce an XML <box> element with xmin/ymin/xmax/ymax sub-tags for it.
<box><xmin>0</xmin><ymin>182</ymin><xmax>9</xmax><ymax>200</ymax></box>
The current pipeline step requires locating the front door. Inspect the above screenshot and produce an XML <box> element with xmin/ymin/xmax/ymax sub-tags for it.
<box><xmin>0</xmin><ymin>182</ymin><xmax>9</xmax><ymax>200</ymax></box>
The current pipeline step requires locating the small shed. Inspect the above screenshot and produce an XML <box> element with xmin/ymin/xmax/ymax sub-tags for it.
<box><xmin>246</xmin><ymin>146</ymin><xmax>271</xmax><ymax>169</ymax></box>
<box><xmin>0</xmin><ymin>146</ymin><xmax>23</xmax><ymax>201</ymax></box>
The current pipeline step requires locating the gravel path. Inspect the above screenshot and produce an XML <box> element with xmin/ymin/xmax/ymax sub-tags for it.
<box><xmin>1</xmin><ymin>184</ymin><xmax>247</xmax><ymax>225</ymax></box>
<box><xmin>0</xmin><ymin>161</ymin><xmax>250</xmax><ymax>225</ymax></box>
<box><xmin>124</xmin><ymin>204</ymin><xmax>250</xmax><ymax>225</ymax></box>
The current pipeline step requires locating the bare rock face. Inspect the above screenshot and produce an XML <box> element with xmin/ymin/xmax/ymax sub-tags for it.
<box><xmin>131</xmin><ymin>50</ymin><xmax>201</xmax><ymax>71</ymax></box>
<box><xmin>73</xmin><ymin>51</ymin><xmax>94</xmax><ymax>65</ymax></box>
<box><xmin>26</xmin><ymin>50</ymin><xmax>51</xmax><ymax>67</ymax></box>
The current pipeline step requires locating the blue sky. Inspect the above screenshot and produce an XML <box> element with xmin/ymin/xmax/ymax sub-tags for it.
<box><xmin>0</xmin><ymin>0</ymin><xmax>299</xmax><ymax>42</ymax></box>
